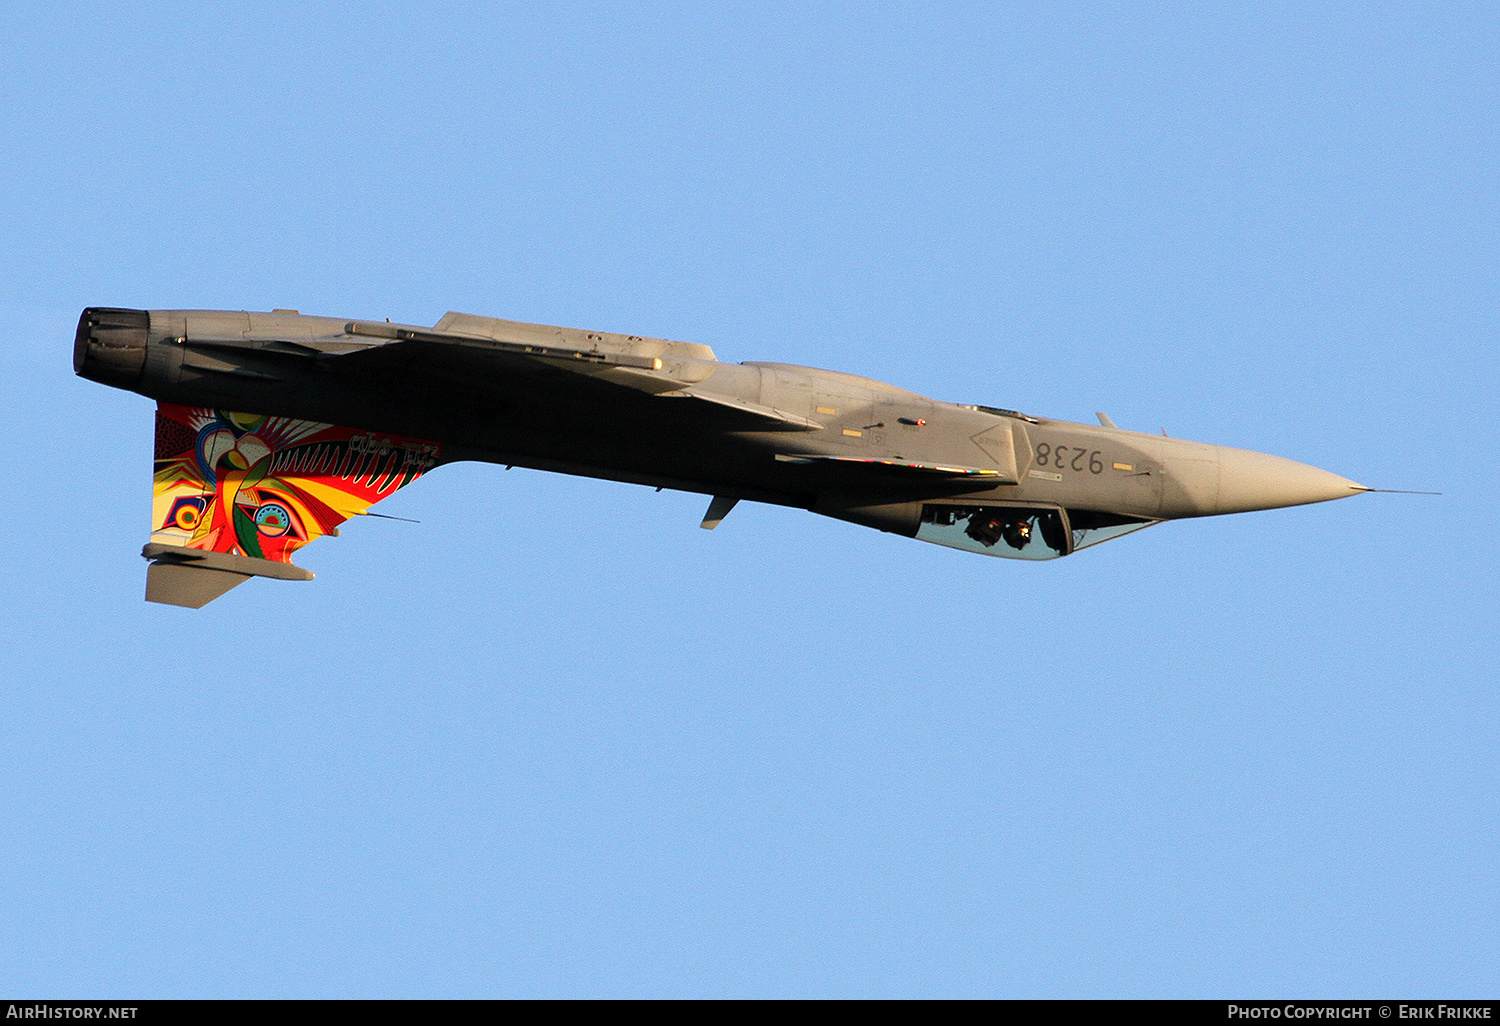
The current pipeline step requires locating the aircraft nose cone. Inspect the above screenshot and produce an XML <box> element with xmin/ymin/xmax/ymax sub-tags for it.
<box><xmin>1215</xmin><ymin>447</ymin><xmax>1365</xmax><ymax>514</ymax></box>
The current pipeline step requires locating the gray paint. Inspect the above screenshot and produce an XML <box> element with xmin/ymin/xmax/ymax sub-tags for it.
<box><xmin>74</xmin><ymin>307</ymin><xmax>1367</xmax><ymax>603</ymax></box>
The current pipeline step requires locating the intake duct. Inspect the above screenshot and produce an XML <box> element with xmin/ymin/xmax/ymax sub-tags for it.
<box><xmin>74</xmin><ymin>307</ymin><xmax>149</xmax><ymax>388</ymax></box>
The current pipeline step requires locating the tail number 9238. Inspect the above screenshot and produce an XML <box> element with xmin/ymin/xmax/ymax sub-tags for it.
<box><xmin>1035</xmin><ymin>443</ymin><xmax>1103</xmax><ymax>474</ymax></box>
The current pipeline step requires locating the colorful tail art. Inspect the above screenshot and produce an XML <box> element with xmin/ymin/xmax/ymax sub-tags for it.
<box><xmin>146</xmin><ymin>402</ymin><xmax>442</xmax><ymax>605</ymax></box>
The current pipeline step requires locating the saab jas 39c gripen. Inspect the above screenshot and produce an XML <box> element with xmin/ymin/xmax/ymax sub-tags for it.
<box><xmin>75</xmin><ymin>306</ymin><xmax>1372</xmax><ymax>607</ymax></box>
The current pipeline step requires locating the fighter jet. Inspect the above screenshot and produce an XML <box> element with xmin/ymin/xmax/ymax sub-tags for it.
<box><xmin>74</xmin><ymin>306</ymin><xmax>1370</xmax><ymax>607</ymax></box>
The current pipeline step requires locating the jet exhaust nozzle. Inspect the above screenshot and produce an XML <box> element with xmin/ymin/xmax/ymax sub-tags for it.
<box><xmin>74</xmin><ymin>307</ymin><xmax>149</xmax><ymax>388</ymax></box>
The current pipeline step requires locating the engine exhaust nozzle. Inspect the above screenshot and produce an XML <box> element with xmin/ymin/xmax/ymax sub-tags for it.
<box><xmin>74</xmin><ymin>307</ymin><xmax>149</xmax><ymax>388</ymax></box>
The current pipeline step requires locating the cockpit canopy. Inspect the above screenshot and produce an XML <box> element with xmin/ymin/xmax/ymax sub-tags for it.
<box><xmin>916</xmin><ymin>503</ymin><xmax>1155</xmax><ymax>560</ymax></box>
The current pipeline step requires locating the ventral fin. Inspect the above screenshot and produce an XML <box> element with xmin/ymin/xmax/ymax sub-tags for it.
<box><xmin>701</xmin><ymin>496</ymin><xmax>739</xmax><ymax>530</ymax></box>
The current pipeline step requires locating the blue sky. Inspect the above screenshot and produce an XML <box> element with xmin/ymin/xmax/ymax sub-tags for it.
<box><xmin>1</xmin><ymin>1</ymin><xmax>1496</xmax><ymax>997</ymax></box>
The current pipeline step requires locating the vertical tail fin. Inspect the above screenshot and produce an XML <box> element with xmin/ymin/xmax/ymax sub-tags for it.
<box><xmin>145</xmin><ymin>402</ymin><xmax>442</xmax><ymax>606</ymax></box>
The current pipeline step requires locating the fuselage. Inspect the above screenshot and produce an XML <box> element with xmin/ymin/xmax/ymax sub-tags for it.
<box><xmin>76</xmin><ymin>307</ymin><xmax>1365</xmax><ymax>562</ymax></box>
